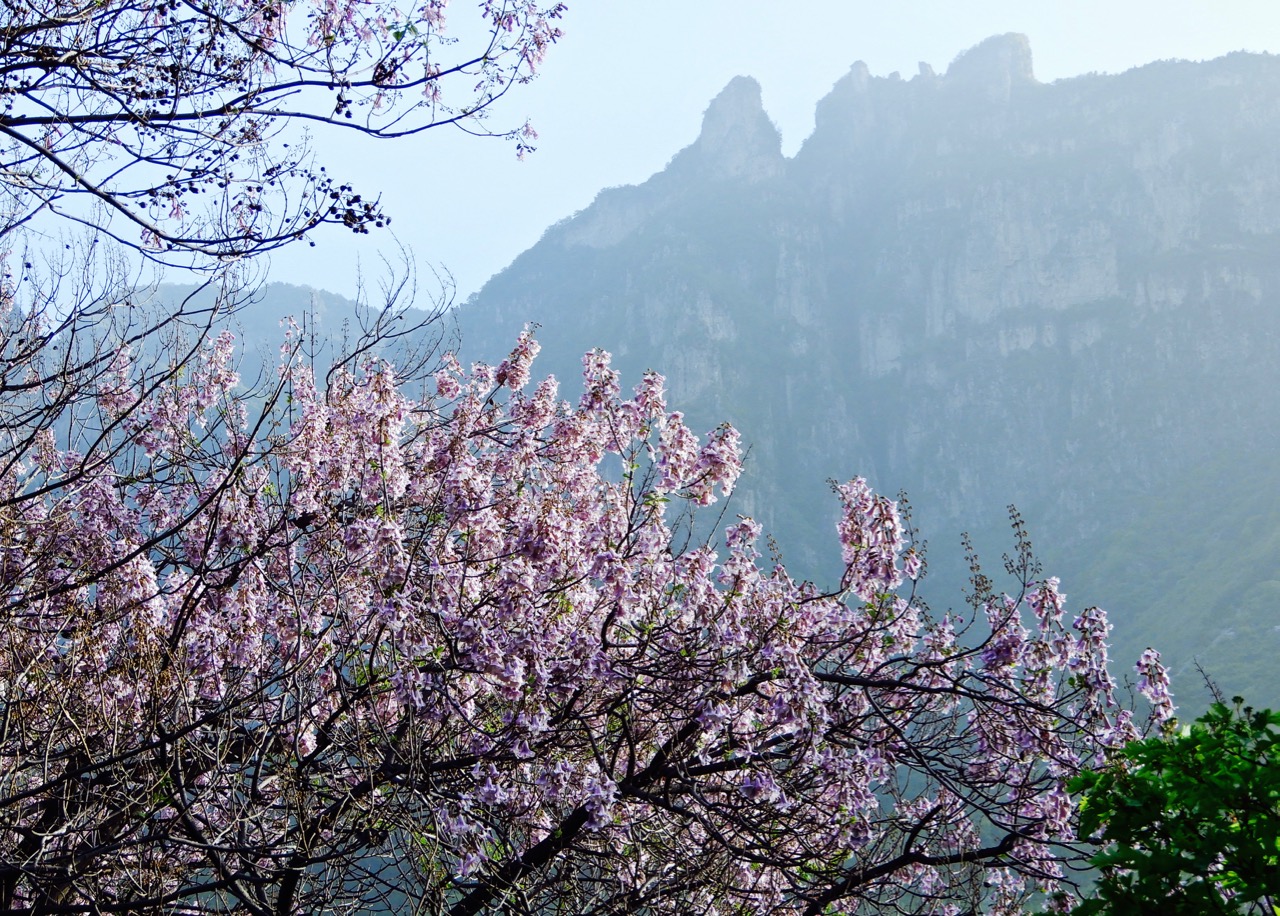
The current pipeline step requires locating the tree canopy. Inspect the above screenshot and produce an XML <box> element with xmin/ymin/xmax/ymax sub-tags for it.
<box><xmin>0</xmin><ymin>2</ymin><xmax>1182</xmax><ymax>912</ymax></box>
<box><xmin>0</xmin><ymin>314</ymin><xmax>1175</xmax><ymax>912</ymax></box>
<box><xmin>1071</xmin><ymin>699</ymin><xmax>1280</xmax><ymax>916</ymax></box>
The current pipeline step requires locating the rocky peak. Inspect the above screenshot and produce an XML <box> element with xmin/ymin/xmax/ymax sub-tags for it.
<box><xmin>799</xmin><ymin>36</ymin><xmax>1036</xmax><ymax>161</ymax></box>
<box><xmin>801</xmin><ymin>60</ymin><xmax>905</xmax><ymax>160</ymax></box>
<box><xmin>670</xmin><ymin>75</ymin><xmax>784</xmax><ymax>183</ymax></box>
<box><xmin>944</xmin><ymin>33</ymin><xmax>1036</xmax><ymax>102</ymax></box>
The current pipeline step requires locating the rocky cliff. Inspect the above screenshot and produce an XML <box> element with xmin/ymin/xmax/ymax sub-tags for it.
<box><xmin>458</xmin><ymin>35</ymin><xmax>1280</xmax><ymax>707</ymax></box>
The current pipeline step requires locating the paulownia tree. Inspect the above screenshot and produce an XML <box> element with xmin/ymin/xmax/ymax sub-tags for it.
<box><xmin>0</xmin><ymin>0</ymin><xmax>564</xmax><ymax>263</ymax></box>
<box><xmin>0</xmin><ymin>0</ymin><xmax>1179</xmax><ymax>908</ymax></box>
<box><xmin>0</xmin><ymin>305</ymin><xmax>1175</xmax><ymax>913</ymax></box>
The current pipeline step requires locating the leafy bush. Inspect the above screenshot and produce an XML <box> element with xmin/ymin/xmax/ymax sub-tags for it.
<box><xmin>1070</xmin><ymin>700</ymin><xmax>1280</xmax><ymax>915</ymax></box>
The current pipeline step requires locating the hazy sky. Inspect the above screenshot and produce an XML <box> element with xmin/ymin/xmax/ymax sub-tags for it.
<box><xmin>267</xmin><ymin>1</ymin><xmax>1280</xmax><ymax>305</ymax></box>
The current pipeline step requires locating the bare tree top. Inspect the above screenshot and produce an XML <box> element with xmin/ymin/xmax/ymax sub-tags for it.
<box><xmin>0</xmin><ymin>0</ymin><xmax>564</xmax><ymax>265</ymax></box>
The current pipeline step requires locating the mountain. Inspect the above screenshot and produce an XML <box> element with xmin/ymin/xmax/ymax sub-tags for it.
<box><xmin>137</xmin><ymin>279</ymin><xmax>447</xmax><ymax>378</ymax></box>
<box><xmin>455</xmin><ymin>34</ymin><xmax>1280</xmax><ymax>710</ymax></box>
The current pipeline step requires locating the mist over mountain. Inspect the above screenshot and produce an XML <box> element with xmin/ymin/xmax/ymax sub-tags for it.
<box><xmin>455</xmin><ymin>34</ymin><xmax>1280</xmax><ymax>708</ymax></box>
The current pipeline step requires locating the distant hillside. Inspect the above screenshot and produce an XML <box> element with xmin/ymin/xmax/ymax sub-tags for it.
<box><xmin>141</xmin><ymin>280</ymin><xmax>449</xmax><ymax>380</ymax></box>
<box><xmin>456</xmin><ymin>35</ymin><xmax>1280</xmax><ymax>709</ymax></box>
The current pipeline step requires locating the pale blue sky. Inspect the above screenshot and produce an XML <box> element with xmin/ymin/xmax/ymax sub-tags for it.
<box><xmin>267</xmin><ymin>1</ymin><xmax>1280</xmax><ymax>305</ymax></box>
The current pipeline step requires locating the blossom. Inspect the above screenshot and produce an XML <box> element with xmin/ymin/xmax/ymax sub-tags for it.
<box><xmin>0</xmin><ymin>325</ymin><xmax>1167</xmax><ymax>915</ymax></box>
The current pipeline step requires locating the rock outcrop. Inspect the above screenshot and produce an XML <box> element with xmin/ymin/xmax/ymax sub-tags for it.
<box><xmin>670</xmin><ymin>75</ymin><xmax>785</xmax><ymax>183</ymax></box>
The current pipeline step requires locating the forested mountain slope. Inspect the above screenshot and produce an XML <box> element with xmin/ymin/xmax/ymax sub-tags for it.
<box><xmin>456</xmin><ymin>34</ymin><xmax>1280</xmax><ymax>708</ymax></box>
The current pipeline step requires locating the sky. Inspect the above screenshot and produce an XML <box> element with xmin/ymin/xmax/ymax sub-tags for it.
<box><xmin>266</xmin><ymin>0</ymin><xmax>1280</xmax><ymax>306</ymax></box>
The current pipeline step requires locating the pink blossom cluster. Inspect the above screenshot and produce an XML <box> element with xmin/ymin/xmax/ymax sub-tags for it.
<box><xmin>0</xmin><ymin>328</ymin><xmax>1171</xmax><ymax>914</ymax></box>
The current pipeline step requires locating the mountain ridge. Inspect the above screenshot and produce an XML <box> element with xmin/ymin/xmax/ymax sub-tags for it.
<box><xmin>456</xmin><ymin>37</ymin><xmax>1280</xmax><ymax>708</ymax></box>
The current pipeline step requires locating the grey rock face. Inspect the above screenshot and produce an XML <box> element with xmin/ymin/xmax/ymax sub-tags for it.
<box><xmin>944</xmin><ymin>32</ymin><xmax>1036</xmax><ymax>102</ymax></box>
<box><xmin>674</xmin><ymin>75</ymin><xmax>785</xmax><ymax>184</ymax></box>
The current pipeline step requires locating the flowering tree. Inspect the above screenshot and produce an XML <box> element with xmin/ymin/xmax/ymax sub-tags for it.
<box><xmin>0</xmin><ymin>0</ymin><xmax>564</xmax><ymax>263</ymax></box>
<box><xmin>0</xmin><ymin>306</ymin><xmax>1174</xmax><ymax>913</ymax></box>
<box><xmin>0</xmin><ymin>0</ymin><xmax>1176</xmax><ymax>908</ymax></box>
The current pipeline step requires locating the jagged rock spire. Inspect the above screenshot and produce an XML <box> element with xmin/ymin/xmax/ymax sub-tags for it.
<box><xmin>671</xmin><ymin>75</ymin><xmax>784</xmax><ymax>183</ymax></box>
<box><xmin>944</xmin><ymin>33</ymin><xmax>1036</xmax><ymax>101</ymax></box>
